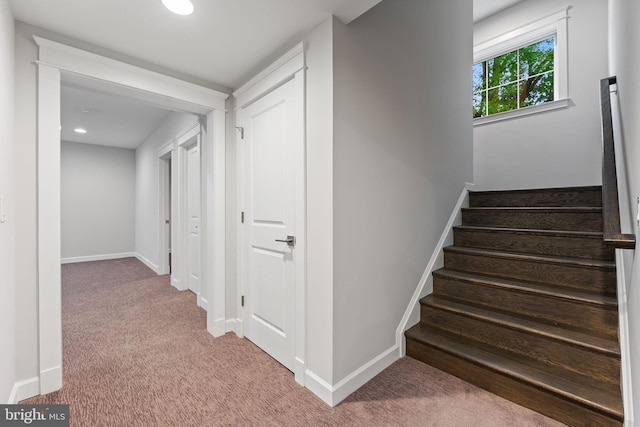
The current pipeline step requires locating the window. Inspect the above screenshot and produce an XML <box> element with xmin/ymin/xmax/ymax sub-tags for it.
<box><xmin>473</xmin><ymin>36</ymin><xmax>555</xmax><ymax>118</ymax></box>
<box><xmin>473</xmin><ymin>7</ymin><xmax>570</xmax><ymax>125</ymax></box>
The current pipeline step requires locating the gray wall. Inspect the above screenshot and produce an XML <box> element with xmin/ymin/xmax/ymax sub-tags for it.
<box><xmin>0</xmin><ymin>0</ymin><xmax>15</xmax><ymax>403</ymax></box>
<box><xmin>473</xmin><ymin>0</ymin><xmax>609</xmax><ymax>190</ymax></box>
<box><xmin>332</xmin><ymin>0</ymin><xmax>473</xmax><ymax>382</ymax></box>
<box><xmin>61</xmin><ymin>141</ymin><xmax>135</xmax><ymax>260</ymax></box>
<box><xmin>609</xmin><ymin>0</ymin><xmax>640</xmax><ymax>419</ymax></box>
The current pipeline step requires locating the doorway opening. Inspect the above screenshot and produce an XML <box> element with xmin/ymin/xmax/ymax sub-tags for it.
<box><xmin>35</xmin><ymin>36</ymin><xmax>228</xmax><ymax>394</ymax></box>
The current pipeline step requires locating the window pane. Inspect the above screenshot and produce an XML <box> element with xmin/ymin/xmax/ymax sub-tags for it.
<box><xmin>473</xmin><ymin>91</ymin><xmax>485</xmax><ymax>118</ymax></box>
<box><xmin>488</xmin><ymin>50</ymin><xmax>517</xmax><ymax>88</ymax></box>
<box><xmin>473</xmin><ymin>62</ymin><xmax>486</xmax><ymax>93</ymax></box>
<box><xmin>519</xmin><ymin>36</ymin><xmax>554</xmax><ymax>79</ymax></box>
<box><xmin>520</xmin><ymin>71</ymin><xmax>554</xmax><ymax>107</ymax></box>
<box><xmin>488</xmin><ymin>83</ymin><xmax>518</xmax><ymax>114</ymax></box>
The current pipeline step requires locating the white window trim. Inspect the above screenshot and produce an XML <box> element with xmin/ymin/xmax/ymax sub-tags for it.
<box><xmin>473</xmin><ymin>6</ymin><xmax>571</xmax><ymax>126</ymax></box>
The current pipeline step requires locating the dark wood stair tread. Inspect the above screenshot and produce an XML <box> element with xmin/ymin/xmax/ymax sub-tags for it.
<box><xmin>454</xmin><ymin>225</ymin><xmax>605</xmax><ymax>239</ymax></box>
<box><xmin>444</xmin><ymin>246</ymin><xmax>615</xmax><ymax>270</ymax></box>
<box><xmin>433</xmin><ymin>268</ymin><xmax>618</xmax><ymax>308</ymax></box>
<box><xmin>421</xmin><ymin>296</ymin><xmax>620</xmax><ymax>356</ymax></box>
<box><xmin>405</xmin><ymin>325</ymin><xmax>623</xmax><ymax>420</ymax></box>
<box><xmin>464</xmin><ymin>206</ymin><xmax>602</xmax><ymax>212</ymax></box>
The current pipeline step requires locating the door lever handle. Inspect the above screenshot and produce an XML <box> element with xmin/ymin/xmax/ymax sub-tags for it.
<box><xmin>275</xmin><ymin>235</ymin><xmax>296</xmax><ymax>247</ymax></box>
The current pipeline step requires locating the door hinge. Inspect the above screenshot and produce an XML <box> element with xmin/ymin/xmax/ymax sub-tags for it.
<box><xmin>235</xmin><ymin>126</ymin><xmax>244</xmax><ymax>140</ymax></box>
<box><xmin>241</xmin><ymin>295</ymin><xmax>245</xmax><ymax>307</ymax></box>
<box><xmin>241</xmin><ymin>211</ymin><xmax>245</xmax><ymax>223</ymax></box>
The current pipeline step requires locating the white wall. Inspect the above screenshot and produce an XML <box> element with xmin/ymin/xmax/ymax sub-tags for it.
<box><xmin>0</xmin><ymin>0</ymin><xmax>15</xmax><ymax>403</ymax></box>
<box><xmin>473</xmin><ymin>0</ymin><xmax>609</xmax><ymax>190</ymax></box>
<box><xmin>304</xmin><ymin>17</ymin><xmax>336</xmax><ymax>386</ymax></box>
<box><xmin>135</xmin><ymin>111</ymin><xmax>199</xmax><ymax>272</ymax></box>
<box><xmin>61</xmin><ymin>141</ymin><xmax>135</xmax><ymax>260</ymax></box>
<box><xmin>332</xmin><ymin>0</ymin><xmax>473</xmax><ymax>384</ymax></box>
<box><xmin>609</xmin><ymin>0</ymin><xmax>640</xmax><ymax>421</ymax></box>
<box><xmin>13</xmin><ymin>21</ymin><xmax>39</xmax><ymax>393</ymax></box>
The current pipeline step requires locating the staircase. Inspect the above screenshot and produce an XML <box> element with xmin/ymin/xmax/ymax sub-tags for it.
<box><xmin>405</xmin><ymin>186</ymin><xmax>623</xmax><ymax>427</ymax></box>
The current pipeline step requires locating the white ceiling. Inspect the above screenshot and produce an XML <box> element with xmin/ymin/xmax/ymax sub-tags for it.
<box><xmin>9</xmin><ymin>0</ymin><xmax>382</xmax><ymax>89</ymax></box>
<box><xmin>11</xmin><ymin>0</ymin><xmax>520</xmax><ymax>149</ymax></box>
<box><xmin>61</xmin><ymin>84</ymin><xmax>174</xmax><ymax>149</ymax></box>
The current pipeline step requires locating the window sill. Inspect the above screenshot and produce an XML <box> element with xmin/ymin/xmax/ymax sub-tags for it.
<box><xmin>473</xmin><ymin>98</ymin><xmax>572</xmax><ymax>127</ymax></box>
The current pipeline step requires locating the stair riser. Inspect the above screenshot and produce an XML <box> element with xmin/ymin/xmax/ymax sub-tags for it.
<box><xmin>454</xmin><ymin>228</ymin><xmax>614</xmax><ymax>261</ymax></box>
<box><xmin>406</xmin><ymin>339</ymin><xmax>622</xmax><ymax>427</ymax></box>
<box><xmin>462</xmin><ymin>210</ymin><xmax>602</xmax><ymax>231</ymax></box>
<box><xmin>420</xmin><ymin>305</ymin><xmax>621</xmax><ymax>386</ymax></box>
<box><xmin>444</xmin><ymin>252</ymin><xmax>616</xmax><ymax>294</ymax></box>
<box><xmin>433</xmin><ymin>275</ymin><xmax>619</xmax><ymax>339</ymax></box>
<box><xmin>469</xmin><ymin>188</ymin><xmax>602</xmax><ymax>208</ymax></box>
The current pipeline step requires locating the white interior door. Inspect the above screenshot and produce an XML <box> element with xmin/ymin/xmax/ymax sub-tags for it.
<box><xmin>242</xmin><ymin>79</ymin><xmax>298</xmax><ymax>371</ymax></box>
<box><xmin>187</xmin><ymin>141</ymin><xmax>201</xmax><ymax>296</ymax></box>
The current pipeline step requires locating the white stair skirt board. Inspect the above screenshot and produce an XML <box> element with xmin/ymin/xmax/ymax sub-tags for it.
<box><xmin>9</xmin><ymin>377</ymin><xmax>40</xmax><ymax>404</ymax></box>
<box><xmin>304</xmin><ymin>345</ymin><xmax>399</xmax><ymax>407</ymax></box>
<box><xmin>61</xmin><ymin>252</ymin><xmax>137</xmax><ymax>265</ymax></box>
<box><xmin>616</xmin><ymin>249</ymin><xmax>635</xmax><ymax>427</ymax></box>
<box><xmin>395</xmin><ymin>187</ymin><xmax>469</xmax><ymax>355</ymax></box>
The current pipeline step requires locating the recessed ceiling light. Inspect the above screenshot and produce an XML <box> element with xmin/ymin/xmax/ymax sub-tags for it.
<box><xmin>74</xmin><ymin>128</ymin><xmax>87</xmax><ymax>134</ymax></box>
<box><xmin>162</xmin><ymin>0</ymin><xmax>194</xmax><ymax>15</ymax></box>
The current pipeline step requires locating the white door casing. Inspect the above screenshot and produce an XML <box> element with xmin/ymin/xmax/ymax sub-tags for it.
<box><xmin>187</xmin><ymin>140</ymin><xmax>202</xmax><ymax>297</ymax></box>
<box><xmin>34</xmin><ymin>36</ymin><xmax>228</xmax><ymax>395</ymax></box>
<box><xmin>235</xmin><ymin>43</ymin><xmax>306</xmax><ymax>382</ymax></box>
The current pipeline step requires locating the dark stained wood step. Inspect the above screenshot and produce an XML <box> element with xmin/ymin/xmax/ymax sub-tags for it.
<box><xmin>453</xmin><ymin>226</ymin><xmax>614</xmax><ymax>260</ymax></box>
<box><xmin>420</xmin><ymin>296</ymin><xmax>620</xmax><ymax>385</ymax></box>
<box><xmin>405</xmin><ymin>325</ymin><xmax>623</xmax><ymax>427</ymax></box>
<box><xmin>462</xmin><ymin>207</ymin><xmax>603</xmax><ymax>231</ymax></box>
<box><xmin>432</xmin><ymin>269</ymin><xmax>619</xmax><ymax>339</ymax></box>
<box><xmin>443</xmin><ymin>246</ymin><xmax>617</xmax><ymax>295</ymax></box>
<box><xmin>469</xmin><ymin>186</ymin><xmax>602</xmax><ymax>208</ymax></box>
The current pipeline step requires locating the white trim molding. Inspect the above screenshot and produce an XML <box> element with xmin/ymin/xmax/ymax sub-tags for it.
<box><xmin>61</xmin><ymin>252</ymin><xmax>138</xmax><ymax>265</ymax></box>
<box><xmin>9</xmin><ymin>377</ymin><xmax>40</xmax><ymax>404</ymax></box>
<box><xmin>233</xmin><ymin>43</ymin><xmax>305</xmax><ymax>109</ymax></box>
<box><xmin>33</xmin><ymin>36</ymin><xmax>228</xmax><ymax>113</ymax></box>
<box><xmin>304</xmin><ymin>345</ymin><xmax>399</xmax><ymax>407</ymax></box>
<box><xmin>616</xmin><ymin>249</ymin><xmax>635</xmax><ymax>426</ymax></box>
<box><xmin>473</xmin><ymin>6</ymin><xmax>571</xmax><ymax>126</ymax></box>
<box><xmin>135</xmin><ymin>253</ymin><xmax>160</xmax><ymax>273</ymax></box>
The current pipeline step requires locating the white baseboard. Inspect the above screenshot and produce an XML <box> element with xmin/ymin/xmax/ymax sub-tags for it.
<box><xmin>61</xmin><ymin>252</ymin><xmax>136</xmax><ymax>264</ymax></box>
<box><xmin>134</xmin><ymin>253</ymin><xmax>159</xmax><ymax>273</ymax></box>
<box><xmin>8</xmin><ymin>377</ymin><xmax>39</xmax><ymax>404</ymax></box>
<box><xmin>39</xmin><ymin>366</ymin><xmax>61</xmax><ymax>395</ymax></box>
<box><xmin>305</xmin><ymin>345</ymin><xmax>399</xmax><ymax>407</ymax></box>
<box><xmin>199</xmin><ymin>296</ymin><xmax>208</xmax><ymax>311</ymax></box>
<box><xmin>171</xmin><ymin>275</ymin><xmax>186</xmax><ymax>291</ymax></box>
<box><xmin>225</xmin><ymin>318</ymin><xmax>237</xmax><ymax>334</ymax></box>
<box><xmin>207</xmin><ymin>317</ymin><xmax>226</xmax><ymax>338</ymax></box>
<box><xmin>396</xmin><ymin>187</ymin><xmax>469</xmax><ymax>355</ymax></box>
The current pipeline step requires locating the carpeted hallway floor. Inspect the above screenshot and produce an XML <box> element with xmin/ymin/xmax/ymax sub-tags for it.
<box><xmin>22</xmin><ymin>258</ymin><xmax>564</xmax><ymax>426</ymax></box>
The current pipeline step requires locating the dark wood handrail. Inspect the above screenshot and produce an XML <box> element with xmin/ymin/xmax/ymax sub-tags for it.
<box><xmin>600</xmin><ymin>76</ymin><xmax>636</xmax><ymax>249</ymax></box>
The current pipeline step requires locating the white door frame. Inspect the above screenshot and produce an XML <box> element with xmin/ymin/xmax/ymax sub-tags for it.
<box><xmin>178</xmin><ymin>126</ymin><xmax>204</xmax><ymax>306</ymax></box>
<box><xmin>233</xmin><ymin>43</ymin><xmax>307</xmax><ymax>384</ymax></box>
<box><xmin>158</xmin><ymin>149</ymin><xmax>172</xmax><ymax>276</ymax></box>
<box><xmin>34</xmin><ymin>36</ymin><xmax>228</xmax><ymax>394</ymax></box>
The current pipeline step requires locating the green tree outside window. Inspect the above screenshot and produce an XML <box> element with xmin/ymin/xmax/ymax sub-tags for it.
<box><xmin>473</xmin><ymin>37</ymin><xmax>555</xmax><ymax>118</ymax></box>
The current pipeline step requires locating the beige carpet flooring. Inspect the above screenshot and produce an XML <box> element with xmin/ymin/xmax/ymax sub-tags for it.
<box><xmin>22</xmin><ymin>258</ymin><xmax>565</xmax><ymax>426</ymax></box>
